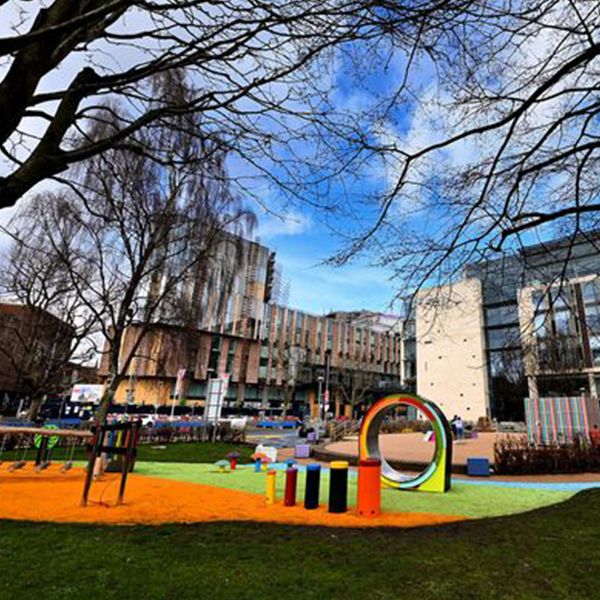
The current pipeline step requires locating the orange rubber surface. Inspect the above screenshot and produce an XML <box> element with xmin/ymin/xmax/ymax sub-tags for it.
<box><xmin>0</xmin><ymin>465</ymin><xmax>467</xmax><ymax>528</ymax></box>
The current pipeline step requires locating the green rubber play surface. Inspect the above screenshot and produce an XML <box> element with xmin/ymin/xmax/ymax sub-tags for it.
<box><xmin>134</xmin><ymin>462</ymin><xmax>575</xmax><ymax>519</ymax></box>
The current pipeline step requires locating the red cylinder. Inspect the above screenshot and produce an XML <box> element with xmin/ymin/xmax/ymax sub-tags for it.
<box><xmin>284</xmin><ymin>468</ymin><xmax>298</xmax><ymax>507</ymax></box>
<box><xmin>358</xmin><ymin>458</ymin><xmax>381</xmax><ymax>517</ymax></box>
<box><xmin>230</xmin><ymin>457</ymin><xmax>237</xmax><ymax>470</ymax></box>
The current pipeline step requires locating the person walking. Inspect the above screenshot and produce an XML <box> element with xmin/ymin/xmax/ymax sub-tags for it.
<box><xmin>454</xmin><ymin>415</ymin><xmax>464</xmax><ymax>441</ymax></box>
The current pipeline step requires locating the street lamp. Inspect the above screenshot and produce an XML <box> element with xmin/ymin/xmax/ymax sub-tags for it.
<box><xmin>317</xmin><ymin>375</ymin><xmax>324</xmax><ymax>424</ymax></box>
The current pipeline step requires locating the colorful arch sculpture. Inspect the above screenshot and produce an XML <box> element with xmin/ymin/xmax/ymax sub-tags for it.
<box><xmin>358</xmin><ymin>393</ymin><xmax>452</xmax><ymax>493</ymax></box>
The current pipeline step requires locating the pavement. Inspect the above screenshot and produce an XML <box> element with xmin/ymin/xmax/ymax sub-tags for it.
<box><xmin>274</xmin><ymin>432</ymin><xmax>600</xmax><ymax>487</ymax></box>
<box><xmin>325</xmin><ymin>431</ymin><xmax>499</xmax><ymax>466</ymax></box>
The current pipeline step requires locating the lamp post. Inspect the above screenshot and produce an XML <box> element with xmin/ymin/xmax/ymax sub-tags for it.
<box><xmin>317</xmin><ymin>375</ymin><xmax>324</xmax><ymax>426</ymax></box>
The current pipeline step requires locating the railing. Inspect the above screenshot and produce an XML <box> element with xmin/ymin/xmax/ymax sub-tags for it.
<box><xmin>329</xmin><ymin>420</ymin><xmax>361</xmax><ymax>442</ymax></box>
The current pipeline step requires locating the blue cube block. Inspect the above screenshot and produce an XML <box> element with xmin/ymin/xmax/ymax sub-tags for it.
<box><xmin>467</xmin><ymin>457</ymin><xmax>490</xmax><ymax>477</ymax></box>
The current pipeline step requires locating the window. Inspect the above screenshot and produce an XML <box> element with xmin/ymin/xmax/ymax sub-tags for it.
<box><xmin>487</xmin><ymin>326</ymin><xmax>521</xmax><ymax>350</ymax></box>
<box><xmin>485</xmin><ymin>304</ymin><xmax>519</xmax><ymax>327</ymax></box>
<box><xmin>582</xmin><ymin>280</ymin><xmax>600</xmax><ymax>305</ymax></box>
<box><xmin>207</xmin><ymin>336</ymin><xmax>222</xmax><ymax>373</ymax></box>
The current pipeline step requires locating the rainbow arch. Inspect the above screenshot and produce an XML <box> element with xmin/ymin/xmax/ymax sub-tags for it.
<box><xmin>358</xmin><ymin>394</ymin><xmax>452</xmax><ymax>493</ymax></box>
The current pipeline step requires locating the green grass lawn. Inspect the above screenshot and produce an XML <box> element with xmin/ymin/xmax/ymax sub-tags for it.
<box><xmin>1</xmin><ymin>490</ymin><xmax>599</xmax><ymax>600</ymax></box>
<box><xmin>0</xmin><ymin>442</ymin><xmax>254</xmax><ymax>465</ymax></box>
<box><xmin>135</xmin><ymin>462</ymin><xmax>575</xmax><ymax>519</ymax></box>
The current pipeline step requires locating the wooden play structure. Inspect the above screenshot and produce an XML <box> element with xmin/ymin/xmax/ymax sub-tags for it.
<box><xmin>0</xmin><ymin>419</ymin><xmax>142</xmax><ymax>507</ymax></box>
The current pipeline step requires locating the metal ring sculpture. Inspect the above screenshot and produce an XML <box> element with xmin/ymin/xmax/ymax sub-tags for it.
<box><xmin>358</xmin><ymin>393</ymin><xmax>452</xmax><ymax>493</ymax></box>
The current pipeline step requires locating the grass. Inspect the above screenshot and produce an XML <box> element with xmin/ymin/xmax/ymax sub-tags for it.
<box><xmin>0</xmin><ymin>442</ymin><xmax>254</xmax><ymax>465</ymax></box>
<box><xmin>134</xmin><ymin>462</ymin><xmax>575</xmax><ymax>519</ymax></box>
<box><xmin>0</xmin><ymin>490</ymin><xmax>599</xmax><ymax>599</ymax></box>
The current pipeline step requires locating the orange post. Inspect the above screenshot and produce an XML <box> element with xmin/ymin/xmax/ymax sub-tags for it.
<box><xmin>357</xmin><ymin>458</ymin><xmax>381</xmax><ymax>517</ymax></box>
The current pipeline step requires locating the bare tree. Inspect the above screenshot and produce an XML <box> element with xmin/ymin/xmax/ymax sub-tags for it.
<box><xmin>0</xmin><ymin>218</ymin><xmax>97</xmax><ymax>418</ymax></box>
<box><xmin>336</xmin><ymin>367</ymin><xmax>379</xmax><ymax>417</ymax></box>
<box><xmin>299</xmin><ymin>1</ymin><xmax>600</xmax><ymax>296</ymax></box>
<box><xmin>0</xmin><ymin>0</ymin><xmax>432</xmax><ymax>211</ymax></box>
<box><xmin>5</xmin><ymin>77</ymin><xmax>254</xmax><ymax>418</ymax></box>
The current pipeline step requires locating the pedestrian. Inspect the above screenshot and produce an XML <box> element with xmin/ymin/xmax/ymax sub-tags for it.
<box><xmin>454</xmin><ymin>415</ymin><xmax>464</xmax><ymax>441</ymax></box>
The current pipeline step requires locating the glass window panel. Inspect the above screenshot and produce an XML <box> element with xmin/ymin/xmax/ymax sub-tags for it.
<box><xmin>489</xmin><ymin>350</ymin><xmax>524</xmax><ymax>383</ymax></box>
<box><xmin>553</xmin><ymin>309</ymin><xmax>575</xmax><ymax>336</ymax></box>
<box><xmin>531</xmin><ymin>291</ymin><xmax>546</xmax><ymax>313</ymax></box>
<box><xmin>487</xmin><ymin>326</ymin><xmax>521</xmax><ymax>350</ymax></box>
<box><xmin>549</xmin><ymin>287</ymin><xmax>573</xmax><ymax>312</ymax></box>
<box><xmin>585</xmin><ymin>304</ymin><xmax>600</xmax><ymax>336</ymax></box>
<box><xmin>534</xmin><ymin>313</ymin><xmax>547</xmax><ymax>338</ymax></box>
<box><xmin>485</xmin><ymin>304</ymin><xmax>519</xmax><ymax>327</ymax></box>
<box><xmin>582</xmin><ymin>280</ymin><xmax>600</xmax><ymax>304</ymax></box>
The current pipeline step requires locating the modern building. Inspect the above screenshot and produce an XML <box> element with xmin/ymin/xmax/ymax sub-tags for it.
<box><xmin>103</xmin><ymin>302</ymin><xmax>406</xmax><ymax>417</ymax></box>
<box><xmin>151</xmin><ymin>233</ymin><xmax>276</xmax><ymax>339</ymax></box>
<box><xmin>416</xmin><ymin>233</ymin><xmax>600</xmax><ymax>422</ymax></box>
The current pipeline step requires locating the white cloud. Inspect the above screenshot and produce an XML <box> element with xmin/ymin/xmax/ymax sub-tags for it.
<box><xmin>255</xmin><ymin>210</ymin><xmax>312</xmax><ymax>240</ymax></box>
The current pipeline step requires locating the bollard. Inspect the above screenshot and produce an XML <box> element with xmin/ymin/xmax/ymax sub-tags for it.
<box><xmin>357</xmin><ymin>458</ymin><xmax>381</xmax><ymax>517</ymax></box>
<box><xmin>254</xmin><ymin>458</ymin><xmax>262</xmax><ymax>473</ymax></box>
<box><xmin>328</xmin><ymin>461</ymin><xmax>349</xmax><ymax>513</ymax></box>
<box><xmin>266</xmin><ymin>470</ymin><xmax>277</xmax><ymax>504</ymax></box>
<box><xmin>304</xmin><ymin>464</ymin><xmax>321</xmax><ymax>510</ymax></box>
<box><xmin>284</xmin><ymin>467</ymin><xmax>298</xmax><ymax>507</ymax></box>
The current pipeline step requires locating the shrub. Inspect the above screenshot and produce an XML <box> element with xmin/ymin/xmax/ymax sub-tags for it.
<box><xmin>494</xmin><ymin>435</ymin><xmax>600</xmax><ymax>475</ymax></box>
<box><xmin>476</xmin><ymin>416</ymin><xmax>495</xmax><ymax>432</ymax></box>
<box><xmin>380</xmin><ymin>419</ymin><xmax>431</xmax><ymax>434</ymax></box>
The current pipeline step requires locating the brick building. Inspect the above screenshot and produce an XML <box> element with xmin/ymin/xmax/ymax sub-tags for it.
<box><xmin>0</xmin><ymin>303</ymin><xmax>74</xmax><ymax>396</ymax></box>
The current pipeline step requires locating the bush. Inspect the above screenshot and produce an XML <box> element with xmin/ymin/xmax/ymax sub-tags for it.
<box><xmin>476</xmin><ymin>416</ymin><xmax>495</xmax><ymax>432</ymax></box>
<box><xmin>494</xmin><ymin>435</ymin><xmax>600</xmax><ymax>475</ymax></box>
<box><xmin>380</xmin><ymin>419</ymin><xmax>431</xmax><ymax>434</ymax></box>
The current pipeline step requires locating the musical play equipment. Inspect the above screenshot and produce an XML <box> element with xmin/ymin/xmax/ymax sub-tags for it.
<box><xmin>0</xmin><ymin>425</ymin><xmax>93</xmax><ymax>473</ymax></box>
<box><xmin>265</xmin><ymin>469</ymin><xmax>276</xmax><ymax>504</ymax></box>
<box><xmin>214</xmin><ymin>460</ymin><xmax>230</xmax><ymax>473</ymax></box>
<box><xmin>227</xmin><ymin>451</ymin><xmax>240</xmax><ymax>470</ymax></box>
<box><xmin>295</xmin><ymin>444</ymin><xmax>310</xmax><ymax>459</ymax></box>
<box><xmin>357</xmin><ymin>458</ymin><xmax>381</xmax><ymax>517</ymax></box>
<box><xmin>328</xmin><ymin>461</ymin><xmax>349</xmax><ymax>513</ymax></box>
<box><xmin>359</xmin><ymin>393</ymin><xmax>452</xmax><ymax>493</ymax></box>
<box><xmin>81</xmin><ymin>419</ymin><xmax>141</xmax><ymax>507</ymax></box>
<box><xmin>284</xmin><ymin>467</ymin><xmax>298</xmax><ymax>507</ymax></box>
<box><xmin>304</xmin><ymin>464</ymin><xmax>321</xmax><ymax>510</ymax></box>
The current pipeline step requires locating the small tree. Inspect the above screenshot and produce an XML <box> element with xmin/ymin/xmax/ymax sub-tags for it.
<box><xmin>336</xmin><ymin>368</ymin><xmax>379</xmax><ymax>418</ymax></box>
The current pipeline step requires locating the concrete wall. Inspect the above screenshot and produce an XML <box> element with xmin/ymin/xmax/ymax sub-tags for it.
<box><xmin>416</xmin><ymin>278</ymin><xmax>489</xmax><ymax>421</ymax></box>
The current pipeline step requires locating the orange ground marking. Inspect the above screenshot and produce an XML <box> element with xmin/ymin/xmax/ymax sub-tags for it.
<box><xmin>0</xmin><ymin>465</ymin><xmax>467</xmax><ymax>528</ymax></box>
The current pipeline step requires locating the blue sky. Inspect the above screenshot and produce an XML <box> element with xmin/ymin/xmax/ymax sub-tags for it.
<box><xmin>255</xmin><ymin>208</ymin><xmax>399</xmax><ymax>315</ymax></box>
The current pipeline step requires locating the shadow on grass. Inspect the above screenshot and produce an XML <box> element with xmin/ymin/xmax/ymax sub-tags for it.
<box><xmin>1</xmin><ymin>490</ymin><xmax>599</xmax><ymax>600</ymax></box>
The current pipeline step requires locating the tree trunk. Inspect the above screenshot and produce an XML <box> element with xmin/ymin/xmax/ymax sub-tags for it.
<box><xmin>95</xmin><ymin>374</ymin><xmax>122</xmax><ymax>422</ymax></box>
<box><xmin>25</xmin><ymin>392</ymin><xmax>45</xmax><ymax>421</ymax></box>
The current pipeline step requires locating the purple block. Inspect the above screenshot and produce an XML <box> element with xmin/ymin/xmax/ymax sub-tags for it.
<box><xmin>295</xmin><ymin>444</ymin><xmax>310</xmax><ymax>459</ymax></box>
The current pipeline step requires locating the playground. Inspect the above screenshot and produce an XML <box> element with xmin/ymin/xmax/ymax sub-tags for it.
<box><xmin>1</xmin><ymin>394</ymin><xmax>600</xmax><ymax>599</ymax></box>
<box><xmin>0</xmin><ymin>394</ymin><xmax>596</xmax><ymax>528</ymax></box>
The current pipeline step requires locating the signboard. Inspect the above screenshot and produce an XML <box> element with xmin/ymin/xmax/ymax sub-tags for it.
<box><xmin>205</xmin><ymin>374</ymin><xmax>230</xmax><ymax>421</ymax></box>
<box><xmin>70</xmin><ymin>384</ymin><xmax>103</xmax><ymax>404</ymax></box>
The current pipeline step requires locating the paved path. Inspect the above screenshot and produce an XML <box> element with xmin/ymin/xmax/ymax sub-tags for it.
<box><xmin>325</xmin><ymin>432</ymin><xmax>500</xmax><ymax>466</ymax></box>
<box><xmin>275</xmin><ymin>433</ymin><xmax>600</xmax><ymax>486</ymax></box>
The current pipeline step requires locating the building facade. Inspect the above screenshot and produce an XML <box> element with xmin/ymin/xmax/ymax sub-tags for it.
<box><xmin>103</xmin><ymin>303</ymin><xmax>406</xmax><ymax>417</ymax></box>
<box><xmin>0</xmin><ymin>303</ymin><xmax>74</xmax><ymax>396</ymax></box>
<box><xmin>415</xmin><ymin>233</ymin><xmax>600</xmax><ymax>422</ymax></box>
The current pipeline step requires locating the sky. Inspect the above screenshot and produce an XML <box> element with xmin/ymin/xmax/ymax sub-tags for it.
<box><xmin>1</xmin><ymin>3</ymin><xmax>575</xmax><ymax>317</ymax></box>
<box><xmin>254</xmin><ymin>209</ymin><xmax>399</xmax><ymax>315</ymax></box>
<box><xmin>0</xmin><ymin>4</ymin><xmax>412</xmax><ymax>318</ymax></box>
